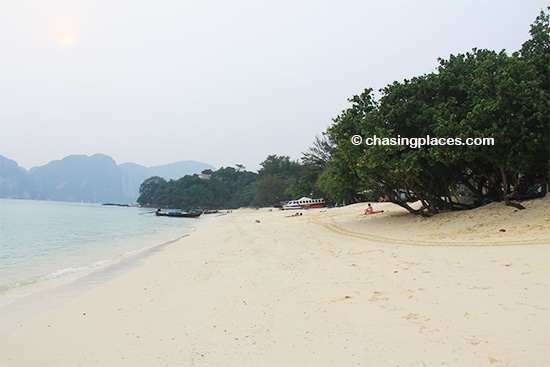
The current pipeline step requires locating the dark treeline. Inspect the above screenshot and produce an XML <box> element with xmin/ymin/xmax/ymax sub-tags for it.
<box><xmin>139</xmin><ymin>10</ymin><xmax>549</xmax><ymax>214</ymax></box>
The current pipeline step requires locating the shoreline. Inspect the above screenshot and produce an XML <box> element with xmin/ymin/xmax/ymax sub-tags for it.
<box><xmin>0</xmin><ymin>223</ymin><xmax>208</xmax><ymax>338</ymax></box>
<box><xmin>0</xmin><ymin>200</ymin><xmax>208</xmax><ymax>293</ymax></box>
<box><xmin>1</xmin><ymin>200</ymin><xmax>548</xmax><ymax>366</ymax></box>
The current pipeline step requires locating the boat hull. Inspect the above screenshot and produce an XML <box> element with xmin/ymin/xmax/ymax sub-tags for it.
<box><xmin>155</xmin><ymin>211</ymin><xmax>202</xmax><ymax>218</ymax></box>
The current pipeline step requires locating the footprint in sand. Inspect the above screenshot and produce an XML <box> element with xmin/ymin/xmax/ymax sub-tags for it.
<box><xmin>465</xmin><ymin>337</ymin><xmax>487</xmax><ymax>345</ymax></box>
<box><xmin>369</xmin><ymin>291</ymin><xmax>389</xmax><ymax>302</ymax></box>
<box><xmin>402</xmin><ymin>313</ymin><xmax>436</xmax><ymax>335</ymax></box>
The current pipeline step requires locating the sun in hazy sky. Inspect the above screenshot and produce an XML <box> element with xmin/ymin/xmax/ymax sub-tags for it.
<box><xmin>55</xmin><ymin>13</ymin><xmax>78</xmax><ymax>47</ymax></box>
<box><xmin>61</xmin><ymin>33</ymin><xmax>75</xmax><ymax>46</ymax></box>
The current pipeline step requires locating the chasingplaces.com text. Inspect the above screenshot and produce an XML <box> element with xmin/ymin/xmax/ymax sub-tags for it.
<box><xmin>351</xmin><ymin>135</ymin><xmax>495</xmax><ymax>149</ymax></box>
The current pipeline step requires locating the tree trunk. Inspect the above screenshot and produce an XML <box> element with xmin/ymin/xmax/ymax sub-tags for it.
<box><xmin>500</xmin><ymin>167</ymin><xmax>526</xmax><ymax>210</ymax></box>
<box><xmin>464</xmin><ymin>180</ymin><xmax>483</xmax><ymax>202</ymax></box>
<box><xmin>501</xmin><ymin>167</ymin><xmax>510</xmax><ymax>205</ymax></box>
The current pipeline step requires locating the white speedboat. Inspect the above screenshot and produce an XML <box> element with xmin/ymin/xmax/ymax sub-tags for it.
<box><xmin>282</xmin><ymin>197</ymin><xmax>325</xmax><ymax>210</ymax></box>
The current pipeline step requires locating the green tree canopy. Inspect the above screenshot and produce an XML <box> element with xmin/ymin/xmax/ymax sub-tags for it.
<box><xmin>254</xmin><ymin>155</ymin><xmax>302</xmax><ymax>206</ymax></box>
<box><xmin>137</xmin><ymin>176</ymin><xmax>167</xmax><ymax>207</ymax></box>
<box><xmin>319</xmin><ymin>9</ymin><xmax>549</xmax><ymax>214</ymax></box>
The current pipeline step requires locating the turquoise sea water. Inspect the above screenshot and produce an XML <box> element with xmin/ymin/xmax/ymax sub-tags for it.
<box><xmin>0</xmin><ymin>199</ymin><xmax>202</xmax><ymax>291</ymax></box>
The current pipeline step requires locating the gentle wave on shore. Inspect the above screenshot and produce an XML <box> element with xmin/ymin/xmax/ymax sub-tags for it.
<box><xmin>0</xmin><ymin>199</ymin><xmax>203</xmax><ymax>292</ymax></box>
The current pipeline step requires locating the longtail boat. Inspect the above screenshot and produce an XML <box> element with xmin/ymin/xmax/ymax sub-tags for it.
<box><xmin>155</xmin><ymin>209</ymin><xmax>202</xmax><ymax>218</ymax></box>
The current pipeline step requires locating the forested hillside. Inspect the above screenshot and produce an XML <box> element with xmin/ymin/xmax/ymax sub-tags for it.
<box><xmin>137</xmin><ymin>156</ymin><xmax>303</xmax><ymax>209</ymax></box>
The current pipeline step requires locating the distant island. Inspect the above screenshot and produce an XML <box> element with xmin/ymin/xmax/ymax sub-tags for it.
<box><xmin>0</xmin><ymin>153</ymin><xmax>215</xmax><ymax>203</ymax></box>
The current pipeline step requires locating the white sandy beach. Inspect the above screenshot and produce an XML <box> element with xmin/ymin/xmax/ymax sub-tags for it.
<box><xmin>1</xmin><ymin>197</ymin><xmax>549</xmax><ymax>366</ymax></box>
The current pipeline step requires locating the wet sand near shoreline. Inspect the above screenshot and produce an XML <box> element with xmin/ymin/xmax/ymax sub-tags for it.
<box><xmin>1</xmin><ymin>198</ymin><xmax>549</xmax><ymax>366</ymax></box>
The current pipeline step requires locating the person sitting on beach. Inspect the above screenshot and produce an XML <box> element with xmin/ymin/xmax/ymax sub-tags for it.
<box><xmin>364</xmin><ymin>203</ymin><xmax>384</xmax><ymax>215</ymax></box>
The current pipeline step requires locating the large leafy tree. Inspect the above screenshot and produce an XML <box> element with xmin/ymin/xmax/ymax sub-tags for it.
<box><xmin>319</xmin><ymin>9</ymin><xmax>548</xmax><ymax>214</ymax></box>
<box><xmin>462</xmin><ymin>49</ymin><xmax>548</xmax><ymax>206</ymax></box>
<box><xmin>321</xmin><ymin>90</ymin><xmax>378</xmax><ymax>204</ymax></box>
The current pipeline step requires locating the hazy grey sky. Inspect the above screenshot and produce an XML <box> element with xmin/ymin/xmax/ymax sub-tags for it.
<box><xmin>1</xmin><ymin>0</ymin><xmax>546</xmax><ymax>172</ymax></box>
